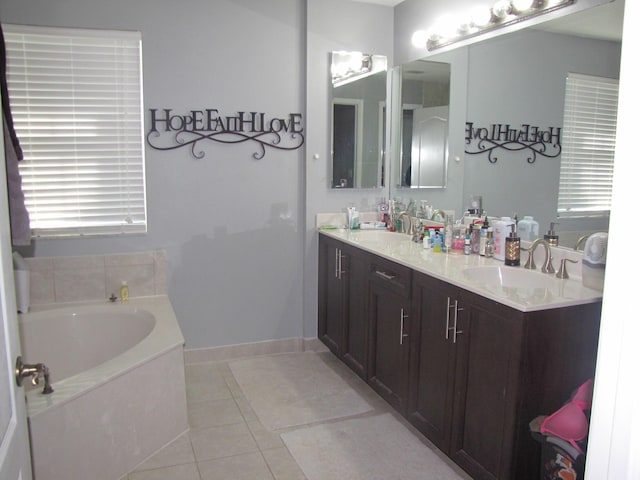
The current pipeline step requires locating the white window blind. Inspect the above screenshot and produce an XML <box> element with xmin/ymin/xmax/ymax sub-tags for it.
<box><xmin>3</xmin><ymin>24</ymin><xmax>146</xmax><ymax>237</ymax></box>
<box><xmin>557</xmin><ymin>72</ymin><xmax>618</xmax><ymax>218</ymax></box>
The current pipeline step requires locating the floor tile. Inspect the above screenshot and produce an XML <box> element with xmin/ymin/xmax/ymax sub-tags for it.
<box><xmin>127</xmin><ymin>463</ymin><xmax>200</xmax><ymax>480</ymax></box>
<box><xmin>186</xmin><ymin>363</ymin><xmax>233</xmax><ymax>404</ymax></box>
<box><xmin>198</xmin><ymin>452</ymin><xmax>273</xmax><ymax>480</ymax></box>
<box><xmin>188</xmin><ymin>397</ymin><xmax>244</xmax><ymax>429</ymax></box>
<box><xmin>262</xmin><ymin>447</ymin><xmax>307</xmax><ymax>480</ymax></box>
<box><xmin>247</xmin><ymin>420</ymin><xmax>285</xmax><ymax>450</ymax></box>
<box><xmin>133</xmin><ymin>433</ymin><xmax>195</xmax><ymax>471</ymax></box>
<box><xmin>189</xmin><ymin>422</ymin><xmax>259</xmax><ymax>462</ymax></box>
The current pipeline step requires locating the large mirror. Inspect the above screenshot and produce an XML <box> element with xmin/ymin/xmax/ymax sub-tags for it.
<box><xmin>397</xmin><ymin>60</ymin><xmax>450</xmax><ymax>189</ymax></box>
<box><xmin>389</xmin><ymin>0</ymin><xmax>623</xmax><ymax>248</ymax></box>
<box><xmin>331</xmin><ymin>52</ymin><xmax>387</xmax><ymax>188</ymax></box>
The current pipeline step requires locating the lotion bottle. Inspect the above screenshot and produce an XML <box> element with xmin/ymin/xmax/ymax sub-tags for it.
<box><xmin>493</xmin><ymin>216</ymin><xmax>515</xmax><ymax>261</ymax></box>
<box><xmin>504</xmin><ymin>225</ymin><xmax>521</xmax><ymax>266</ymax></box>
<box><xmin>544</xmin><ymin>222</ymin><xmax>559</xmax><ymax>246</ymax></box>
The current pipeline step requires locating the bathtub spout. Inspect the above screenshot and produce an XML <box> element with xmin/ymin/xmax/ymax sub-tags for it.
<box><xmin>15</xmin><ymin>356</ymin><xmax>54</xmax><ymax>394</ymax></box>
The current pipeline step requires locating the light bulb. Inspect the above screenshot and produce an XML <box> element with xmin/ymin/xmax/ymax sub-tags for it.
<box><xmin>470</xmin><ymin>6</ymin><xmax>492</xmax><ymax>28</ymax></box>
<box><xmin>411</xmin><ymin>30</ymin><xmax>429</xmax><ymax>48</ymax></box>
<box><xmin>511</xmin><ymin>0</ymin><xmax>535</xmax><ymax>12</ymax></box>
<box><xmin>492</xmin><ymin>0</ymin><xmax>512</xmax><ymax>19</ymax></box>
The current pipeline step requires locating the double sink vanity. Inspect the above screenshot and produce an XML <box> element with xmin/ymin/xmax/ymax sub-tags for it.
<box><xmin>317</xmin><ymin>228</ymin><xmax>602</xmax><ymax>480</ymax></box>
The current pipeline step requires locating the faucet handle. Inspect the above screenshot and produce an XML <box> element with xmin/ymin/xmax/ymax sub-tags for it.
<box><xmin>522</xmin><ymin>246</ymin><xmax>536</xmax><ymax>270</ymax></box>
<box><xmin>556</xmin><ymin>258</ymin><xmax>578</xmax><ymax>279</ymax></box>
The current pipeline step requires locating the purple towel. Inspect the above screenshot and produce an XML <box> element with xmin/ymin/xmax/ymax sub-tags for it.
<box><xmin>4</xmin><ymin>119</ymin><xmax>30</xmax><ymax>245</ymax></box>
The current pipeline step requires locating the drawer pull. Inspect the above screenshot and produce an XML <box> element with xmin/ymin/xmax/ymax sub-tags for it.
<box><xmin>375</xmin><ymin>270</ymin><xmax>396</xmax><ymax>281</ymax></box>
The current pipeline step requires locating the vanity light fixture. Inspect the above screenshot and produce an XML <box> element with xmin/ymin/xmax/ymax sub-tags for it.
<box><xmin>418</xmin><ymin>0</ymin><xmax>576</xmax><ymax>51</ymax></box>
<box><xmin>331</xmin><ymin>51</ymin><xmax>387</xmax><ymax>88</ymax></box>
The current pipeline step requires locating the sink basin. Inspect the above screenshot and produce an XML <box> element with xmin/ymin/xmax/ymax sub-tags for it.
<box><xmin>462</xmin><ymin>266</ymin><xmax>558</xmax><ymax>289</ymax></box>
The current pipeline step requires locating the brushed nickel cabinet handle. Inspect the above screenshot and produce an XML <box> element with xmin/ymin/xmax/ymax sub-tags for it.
<box><xmin>400</xmin><ymin>308</ymin><xmax>409</xmax><ymax>345</ymax></box>
<box><xmin>375</xmin><ymin>270</ymin><xmax>396</xmax><ymax>281</ymax></box>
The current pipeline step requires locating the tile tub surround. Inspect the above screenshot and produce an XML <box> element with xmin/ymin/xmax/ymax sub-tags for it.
<box><xmin>24</xmin><ymin>250</ymin><xmax>168</xmax><ymax>306</ymax></box>
<box><xmin>24</xmin><ymin>296</ymin><xmax>188</xmax><ymax>480</ymax></box>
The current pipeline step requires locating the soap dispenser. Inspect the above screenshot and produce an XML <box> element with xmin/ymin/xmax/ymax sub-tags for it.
<box><xmin>544</xmin><ymin>222</ymin><xmax>559</xmax><ymax>247</ymax></box>
<box><xmin>504</xmin><ymin>225</ymin><xmax>521</xmax><ymax>266</ymax></box>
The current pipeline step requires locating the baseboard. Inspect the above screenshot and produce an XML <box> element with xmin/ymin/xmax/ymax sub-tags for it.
<box><xmin>184</xmin><ymin>337</ymin><xmax>328</xmax><ymax>365</ymax></box>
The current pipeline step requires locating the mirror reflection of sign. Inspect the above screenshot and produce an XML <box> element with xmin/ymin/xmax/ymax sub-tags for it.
<box><xmin>147</xmin><ymin>109</ymin><xmax>305</xmax><ymax>159</ymax></box>
<box><xmin>465</xmin><ymin>122</ymin><xmax>561</xmax><ymax>164</ymax></box>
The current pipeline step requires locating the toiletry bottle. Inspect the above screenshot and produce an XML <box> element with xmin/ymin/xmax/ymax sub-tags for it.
<box><xmin>433</xmin><ymin>231</ymin><xmax>442</xmax><ymax>252</ymax></box>
<box><xmin>444</xmin><ymin>215</ymin><xmax>454</xmax><ymax>252</ymax></box>
<box><xmin>484</xmin><ymin>228</ymin><xmax>494</xmax><ymax>257</ymax></box>
<box><xmin>544</xmin><ymin>222</ymin><xmax>559</xmax><ymax>246</ymax></box>
<box><xmin>504</xmin><ymin>225</ymin><xmax>521</xmax><ymax>266</ymax></box>
<box><xmin>478</xmin><ymin>217</ymin><xmax>489</xmax><ymax>256</ymax></box>
<box><xmin>120</xmin><ymin>281</ymin><xmax>129</xmax><ymax>302</ymax></box>
<box><xmin>517</xmin><ymin>215</ymin><xmax>539</xmax><ymax>241</ymax></box>
<box><xmin>493</xmin><ymin>216</ymin><xmax>515</xmax><ymax>261</ymax></box>
<box><xmin>464</xmin><ymin>234</ymin><xmax>471</xmax><ymax>255</ymax></box>
<box><xmin>470</xmin><ymin>223</ymin><xmax>481</xmax><ymax>254</ymax></box>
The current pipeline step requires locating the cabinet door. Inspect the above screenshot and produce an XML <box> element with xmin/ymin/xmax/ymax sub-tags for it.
<box><xmin>318</xmin><ymin>236</ymin><xmax>346</xmax><ymax>355</ymax></box>
<box><xmin>408</xmin><ymin>273</ymin><xmax>459</xmax><ymax>452</ymax></box>
<box><xmin>449</xmin><ymin>292</ymin><xmax>523</xmax><ymax>480</ymax></box>
<box><xmin>368</xmin><ymin>258</ymin><xmax>412</xmax><ymax>415</ymax></box>
<box><xmin>342</xmin><ymin>246</ymin><xmax>369</xmax><ymax>379</ymax></box>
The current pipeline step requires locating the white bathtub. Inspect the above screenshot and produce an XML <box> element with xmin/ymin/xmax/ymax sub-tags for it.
<box><xmin>19</xmin><ymin>296</ymin><xmax>188</xmax><ymax>480</ymax></box>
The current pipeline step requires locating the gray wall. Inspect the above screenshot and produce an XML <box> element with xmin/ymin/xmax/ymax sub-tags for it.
<box><xmin>0</xmin><ymin>0</ymin><xmax>393</xmax><ymax>349</ymax></box>
<box><xmin>1</xmin><ymin>0</ymin><xmax>306</xmax><ymax>349</ymax></box>
<box><xmin>303</xmin><ymin>0</ymin><xmax>393</xmax><ymax>339</ymax></box>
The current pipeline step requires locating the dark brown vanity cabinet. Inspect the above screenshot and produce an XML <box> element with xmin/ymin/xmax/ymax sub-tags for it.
<box><xmin>318</xmin><ymin>233</ymin><xmax>601</xmax><ymax>480</ymax></box>
<box><xmin>409</xmin><ymin>270</ymin><xmax>601</xmax><ymax>480</ymax></box>
<box><xmin>367</xmin><ymin>256</ymin><xmax>412</xmax><ymax>415</ymax></box>
<box><xmin>318</xmin><ymin>234</ymin><xmax>369</xmax><ymax>380</ymax></box>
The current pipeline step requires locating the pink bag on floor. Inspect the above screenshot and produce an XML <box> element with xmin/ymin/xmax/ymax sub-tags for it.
<box><xmin>540</xmin><ymin>379</ymin><xmax>593</xmax><ymax>453</ymax></box>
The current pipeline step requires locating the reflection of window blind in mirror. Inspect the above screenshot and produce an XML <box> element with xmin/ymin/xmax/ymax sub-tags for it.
<box><xmin>3</xmin><ymin>24</ymin><xmax>146</xmax><ymax>237</ymax></box>
<box><xmin>558</xmin><ymin>73</ymin><xmax>618</xmax><ymax>218</ymax></box>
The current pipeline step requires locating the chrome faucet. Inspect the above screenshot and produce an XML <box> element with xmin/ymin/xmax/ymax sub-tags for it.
<box><xmin>397</xmin><ymin>211</ymin><xmax>416</xmax><ymax>235</ymax></box>
<box><xmin>574</xmin><ymin>234</ymin><xmax>590</xmax><ymax>251</ymax></box>
<box><xmin>523</xmin><ymin>238</ymin><xmax>555</xmax><ymax>274</ymax></box>
<box><xmin>431</xmin><ymin>209</ymin><xmax>446</xmax><ymax>222</ymax></box>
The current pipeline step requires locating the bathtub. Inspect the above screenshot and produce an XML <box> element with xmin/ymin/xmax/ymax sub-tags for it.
<box><xmin>19</xmin><ymin>296</ymin><xmax>188</xmax><ymax>480</ymax></box>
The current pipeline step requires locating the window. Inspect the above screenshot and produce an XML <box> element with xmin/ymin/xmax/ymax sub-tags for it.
<box><xmin>557</xmin><ymin>72</ymin><xmax>618</xmax><ymax>218</ymax></box>
<box><xmin>3</xmin><ymin>24</ymin><xmax>146</xmax><ymax>237</ymax></box>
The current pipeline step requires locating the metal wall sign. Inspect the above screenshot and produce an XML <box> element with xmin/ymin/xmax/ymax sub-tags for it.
<box><xmin>465</xmin><ymin>122</ymin><xmax>561</xmax><ymax>164</ymax></box>
<box><xmin>146</xmin><ymin>109</ymin><xmax>305</xmax><ymax>159</ymax></box>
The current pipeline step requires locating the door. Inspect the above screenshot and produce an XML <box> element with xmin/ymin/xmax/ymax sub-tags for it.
<box><xmin>0</xmin><ymin>131</ymin><xmax>33</xmax><ymax>478</ymax></box>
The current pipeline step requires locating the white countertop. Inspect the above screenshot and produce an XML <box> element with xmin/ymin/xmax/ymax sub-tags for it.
<box><xmin>320</xmin><ymin>228</ymin><xmax>603</xmax><ymax>312</ymax></box>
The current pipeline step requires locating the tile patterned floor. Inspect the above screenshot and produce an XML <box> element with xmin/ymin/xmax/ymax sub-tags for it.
<box><xmin>123</xmin><ymin>351</ymin><xmax>471</xmax><ymax>480</ymax></box>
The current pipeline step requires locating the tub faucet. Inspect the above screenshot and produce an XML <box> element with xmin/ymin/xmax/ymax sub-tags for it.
<box><xmin>523</xmin><ymin>238</ymin><xmax>555</xmax><ymax>274</ymax></box>
<box><xmin>15</xmin><ymin>356</ymin><xmax>54</xmax><ymax>394</ymax></box>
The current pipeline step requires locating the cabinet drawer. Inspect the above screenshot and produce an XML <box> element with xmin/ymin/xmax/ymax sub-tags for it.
<box><xmin>369</xmin><ymin>256</ymin><xmax>412</xmax><ymax>297</ymax></box>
